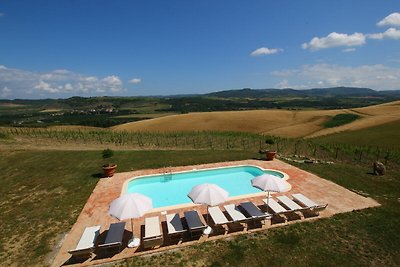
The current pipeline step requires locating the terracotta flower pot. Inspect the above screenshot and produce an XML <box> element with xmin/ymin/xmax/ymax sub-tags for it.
<box><xmin>266</xmin><ymin>151</ymin><xmax>277</xmax><ymax>161</ymax></box>
<box><xmin>102</xmin><ymin>164</ymin><xmax>117</xmax><ymax>177</ymax></box>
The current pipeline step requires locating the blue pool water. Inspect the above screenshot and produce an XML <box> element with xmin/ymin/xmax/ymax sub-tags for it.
<box><xmin>126</xmin><ymin>166</ymin><xmax>286</xmax><ymax>208</ymax></box>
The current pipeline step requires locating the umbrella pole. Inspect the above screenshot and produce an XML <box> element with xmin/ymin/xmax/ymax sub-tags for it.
<box><xmin>131</xmin><ymin>218</ymin><xmax>134</xmax><ymax>239</ymax></box>
<box><xmin>267</xmin><ymin>191</ymin><xmax>270</xmax><ymax>213</ymax></box>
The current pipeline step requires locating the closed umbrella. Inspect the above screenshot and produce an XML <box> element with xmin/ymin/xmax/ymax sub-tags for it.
<box><xmin>251</xmin><ymin>174</ymin><xmax>290</xmax><ymax>212</ymax></box>
<box><xmin>188</xmin><ymin>183</ymin><xmax>229</xmax><ymax>234</ymax></box>
<box><xmin>109</xmin><ymin>193</ymin><xmax>153</xmax><ymax>247</ymax></box>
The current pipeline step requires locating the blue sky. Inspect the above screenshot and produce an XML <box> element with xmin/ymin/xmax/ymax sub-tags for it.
<box><xmin>0</xmin><ymin>1</ymin><xmax>399</xmax><ymax>99</ymax></box>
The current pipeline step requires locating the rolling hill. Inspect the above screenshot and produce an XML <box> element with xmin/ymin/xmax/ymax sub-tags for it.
<box><xmin>113</xmin><ymin>100</ymin><xmax>400</xmax><ymax>139</ymax></box>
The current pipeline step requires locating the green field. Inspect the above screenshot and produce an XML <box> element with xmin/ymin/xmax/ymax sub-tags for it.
<box><xmin>314</xmin><ymin>119</ymin><xmax>400</xmax><ymax>149</ymax></box>
<box><xmin>1</xmin><ymin>149</ymin><xmax>399</xmax><ymax>266</ymax></box>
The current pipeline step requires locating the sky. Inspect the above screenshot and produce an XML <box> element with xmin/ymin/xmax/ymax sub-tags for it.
<box><xmin>0</xmin><ymin>0</ymin><xmax>400</xmax><ymax>99</ymax></box>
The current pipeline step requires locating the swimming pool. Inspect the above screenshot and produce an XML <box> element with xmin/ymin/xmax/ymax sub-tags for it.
<box><xmin>126</xmin><ymin>165</ymin><xmax>289</xmax><ymax>209</ymax></box>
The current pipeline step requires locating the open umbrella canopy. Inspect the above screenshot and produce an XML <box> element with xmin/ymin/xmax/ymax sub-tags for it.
<box><xmin>188</xmin><ymin>183</ymin><xmax>229</xmax><ymax>206</ymax></box>
<box><xmin>251</xmin><ymin>174</ymin><xmax>290</xmax><ymax>193</ymax></box>
<box><xmin>109</xmin><ymin>193</ymin><xmax>153</xmax><ymax>220</ymax></box>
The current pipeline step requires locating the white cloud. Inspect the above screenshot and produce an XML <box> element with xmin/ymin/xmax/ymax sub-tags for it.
<box><xmin>302</xmin><ymin>32</ymin><xmax>366</xmax><ymax>50</ymax></box>
<box><xmin>1</xmin><ymin>86</ymin><xmax>11</xmax><ymax>98</ymax></box>
<box><xmin>377</xmin><ymin>12</ymin><xmax>400</xmax><ymax>27</ymax></box>
<box><xmin>367</xmin><ymin>27</ymin><xmax>400</xmax><ymax>40</ymax></box>
<box><xmin>250</xmin><ymin>47</ymin><xmax>282</xmax><ymax>56</ymax></box>
<box><xmin>129</xmin><ymin>78</ymin><xmax>141</xmax><ymax>84</ymax></box>
<box><xmin>342</xmin><ymin>48</ymin><xmax>356</xmax><ymax>53</ymax></box>
<box><xmin>0</xmin><ymin>65</ymin><xmax>125</xmax><ymax>98</ymax></box>
<box><xmin>272</xmin><ymin>64</ymin><xmax>400</xmax><ymax>90</ymax></box>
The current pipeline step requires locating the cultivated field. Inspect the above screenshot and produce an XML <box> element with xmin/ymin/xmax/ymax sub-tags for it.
<box><xmin>113</xmin><ymin>101</ymin><xmax>400</xmax><ymax>138</ymax></box>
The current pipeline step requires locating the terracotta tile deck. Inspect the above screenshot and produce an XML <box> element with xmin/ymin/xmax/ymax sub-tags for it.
<box><xmin>52</xmin><ymin>159</ymin><xmax>380</xmax><ymax>267</ymax></box>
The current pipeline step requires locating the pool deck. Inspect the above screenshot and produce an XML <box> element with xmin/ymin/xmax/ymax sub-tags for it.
<box><xmin>52</xmin><ymin>159</ymin><xmax>380</xmax><ymax>267</ymax></box>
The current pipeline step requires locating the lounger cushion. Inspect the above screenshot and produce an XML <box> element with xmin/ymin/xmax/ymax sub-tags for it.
<box><xmin>277</xmin><ymin>196</ymin><xmax>303</xmax><ymax>211</ymax></box>
<box><xmin>224</xmin><ymin>204</ymin><xmax>248</xmax><ymax>222</ymax></box>
<box><xmin>240</xmin><ymin>202</ymin><xmax>267</xmax><ymax>218</ymax></box>
<box><xmin>101</xmin><ymin>222</ymin><xmax>126</xmax><ymax>246</ymax></box>
<box><xmin>184</xmin><ymin>210</ymin><xmax>206</xmax><ymax>230</ymax></box>
<box><xmin>263</xmin><ymin>198</ymin><xmax>288</xmax><ymax>214</ymax></box>
<box><xmin>208</xmin><ymin>206</ymin><xmax>230</xmax><ymax>225</ymax></box>
<box><xmin>69</xmin><ymin>225</ymin><xmax>101</xmax><ymax>255</ymax></box>
<box><xmin>292</xmin><ymin>193</ymin><xmax>318</xmax><ymax>207</ymax></box>
<box><xmin>144</xmin><ymin>216</ymin><xmax>162</xmax><ymax>239</ymax></box>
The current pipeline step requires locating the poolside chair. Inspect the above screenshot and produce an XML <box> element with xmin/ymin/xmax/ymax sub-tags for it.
<box><xmin>143</xmin><ymin>216</ymin><xmax>163</xmax><ymax>249</ymax></box>
<box><xmin>262</xmin><ymin>198</ymin><xmax>291</xmax><ymax>223</ymax></box>
<box><xmin>292</xmin><ymin>193</ymin><xmax>328</xmax><ymax>215</ymax></box>
<box><xmin>224</xmin><ymin>204</ymin><xmax>249</xmax><ymax>231</ymax></box>
<box><xmin>165</xmin><ymin>213</ymin><xmax>186</xmax><ymax>243</ymax></box>
<box><xmin>184</xmin><ymin>210</ymin><xmax>207</xmax><ymax>238</ymax></box>
<box><xmin>276</xmin><ymin>196</ymin><xmax>306</xmax><ymax>219</ymax></box>
<box><xmin>239</xmin><ymin>201</ymin><xmax>272</xmax><ymax>227</ymax></box>
<box><xmin>208</xmin><ymin>206</ymin><xmax>231</xmax><ymax>234</ymax></box>
<box><xmin>68</xmin><ymin>225</ymin><xmax>101</xmax><ymax>259</ymax></box>
<box><xmin>98</xmin><ymin>222</ymin><xmax>126</xmax><ymax>254</ymax></box>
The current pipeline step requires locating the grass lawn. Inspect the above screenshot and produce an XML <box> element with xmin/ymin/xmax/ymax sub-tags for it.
<box><xmin>117</xmin><ymin>161</ymin><xmax>400</xmax><ymax>267</ymax></box>
<box><xmin>1</xmin><ymin>149</ymin><xmax>399</xmax><ymax>266</ymax></box>
<box><xmin>0</xmin><ymin>149</ymin><xmax>256</xmax><ymax>267</ymax></box>
<box><xmin>314</xmin><ymin>119</ymin><xmax>400</xmax><ymax>149</ymax></box>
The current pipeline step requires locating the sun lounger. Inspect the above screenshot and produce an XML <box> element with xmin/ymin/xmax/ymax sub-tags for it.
<box><xmin>277</xmin><ymin>196</ymin><xmax>306</xmax><ymax>219</ymax></box>
<box><xmin>240</xmin><ymin>202</ymin><xmax>271</xmax><ymax>219</ymax></box>
<box><xmin>143</xmin><ymin>216</ymin><xmax>163</xmax><ymax>249</ymax></box>
<box><xmin>184</xmin><ymin>210</ymin><xmax>207</xmax><ymax>237</ymax></box>
<box><xmin>98</xmin><ymin>222</ymin><xmax>126</xmax><ymax>254</ymax></box>
<box><xmin>166</xmin><ymin>213</ymin><xmax>186</xmax><ymax>236</ymax></box>
<box><xmin>208</xmin><ymin>206</ymin><xmax>231</xmax><ymax>234</ymax></box>
<box><xmin>292</xmin><ymin>193</ymin><xmax>328</xmax><ymax>215</ymax></box>
<box><xmin>166</xmin><ymin>213</ymin><xmax>186</xmax><ymax>242</ymax></box>
<box><xmin>68</xmin><ymin>225</ymin><xmax>101</xmax><ymax>259</ymax></box>
<box><xmin>239</xmin><ymin>202</ymin><xmax>271</xmax><ymax>226</ymax></box>
<box><xmin>224</xmin><ymin>204</ymin><xmax>248</xmax><ymax>222</ymax></box>
<box><xmin>224</xmin><ymin>204</ymin><xmax>249</xmax><ymax>231</ymax></box>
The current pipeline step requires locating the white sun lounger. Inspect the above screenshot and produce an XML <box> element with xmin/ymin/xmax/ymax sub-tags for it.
<box><xmin>223</xmin><ymin>204</ymin><xmax>250</xmax><ymax>231</ymax></box>
<box><xmin>277</xmin><ymin>196</ymin><xmax>306</xmax><ymax>219</ymax></box>
<box><xmin>263</xmin><ymin>198</ymin><xmax>288</xmax><ymax>214</ymax></box>
<box><xmin>143</xmin><ymin>216</ymin><xmax>163</xmax><ymax>249</ymax></box>
<box><xmin>208</xmin><ymin>206</ymin><xmax>231</xmax><ymax>234</ymax></box>
<box><xmin>292</xmin><ymin>193</ymin><xmax>328</xmax><ymax>215</ymax></box>
<box><xmin>68</xmin><ymin>225</ymin><xmax>101</xmax><ymax>259</ymax></box>
<box><xmin>224</xmin><ymin>204</ymin><xmax>248</xmax><ymax>223</ymax></box>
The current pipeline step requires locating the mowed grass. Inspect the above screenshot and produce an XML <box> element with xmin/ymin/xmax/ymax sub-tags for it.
<box><xmin>116</xmin><ymin>162</ymin><xmax>400</xmax><ymax>267</ymax></box>
<box><xmin>0</xmin><ymin>149</ymin><xmax>256</xmax><ymax>267</ymax></box>
<box><xmin>314</xmin><ymin>119</ymin><xmax>400</xmax><ymax>149</ymax></box>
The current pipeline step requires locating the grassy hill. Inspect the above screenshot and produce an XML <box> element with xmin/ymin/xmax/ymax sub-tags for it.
<box><xmin>113</xmin><ymin>100</ymin><xmax>400</xmax><ymax>139</ymax></box>
<box><xmin>313</xmin><ymin>119</ymin><xmax>400</xmax><ymax>149</ymax></box>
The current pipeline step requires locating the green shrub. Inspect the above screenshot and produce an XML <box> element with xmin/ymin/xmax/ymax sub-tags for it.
<box><xmin>323</xmin><ymin>113</ymin><xmax>360</xmax><ymax>128</ymax></box>
<box><xmin>102</xmin><ymin>148</ymin><xmax>114</xmax><ymax>158</ymax></box>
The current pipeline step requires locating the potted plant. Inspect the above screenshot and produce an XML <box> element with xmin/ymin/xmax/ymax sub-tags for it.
<box><xmin>102</xmin><ymin>148</ymin><xmax>117</xmax><ymax>177</ymax></box>
<box><xmin>264</xmin><ymin>137</ymin><xmax>277</xmax><ymax>161</ymax></box>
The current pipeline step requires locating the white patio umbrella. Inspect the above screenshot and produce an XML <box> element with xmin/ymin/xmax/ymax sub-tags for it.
<box><xmin>251</xmin><ymin>174</ymin><xmax>291</xmax><ymax>212</ymax></box>
<box><xmin>109</xmin><ymin>193</ymin><xmax>153</xmax><ymax>247</ymax></box>
<box><xmin>188</xmin><ymin>183</ymin><xmax>229</xmax><ymax>234</ymax></box>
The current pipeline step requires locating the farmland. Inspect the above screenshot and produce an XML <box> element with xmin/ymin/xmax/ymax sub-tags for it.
<box><xmin>1</xmin><ymin>89</ymin><xmax>400</xmax><ymax>267</ymax></box>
